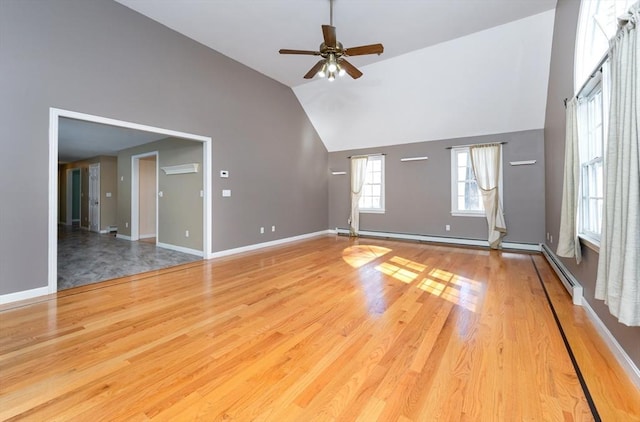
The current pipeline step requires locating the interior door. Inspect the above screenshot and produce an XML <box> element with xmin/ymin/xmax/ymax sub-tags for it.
<box><xmin>89</xmin><ymin>163</ymin><xmax>100</xmax><ymax>233</ymax></box>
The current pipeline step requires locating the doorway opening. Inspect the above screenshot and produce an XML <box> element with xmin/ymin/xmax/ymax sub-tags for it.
<box><xmin>49</xmin><ymin>108</ymin><xmax>213</xmax><ymax>294</ymax></box>
<box><xmin>132</xmin><ymin>152</ymin><xmax>158</xmax><ymax>243</ymax></box>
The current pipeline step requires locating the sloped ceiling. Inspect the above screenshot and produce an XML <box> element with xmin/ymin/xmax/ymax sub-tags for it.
<box><xmin>114</xmin><ymin>0</ymin><xmax>557</xmax><ymax>151</ymax></box>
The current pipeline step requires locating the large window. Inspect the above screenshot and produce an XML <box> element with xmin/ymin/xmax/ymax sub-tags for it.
<box><xmin>451</xmin><ymin>147</ymin><xmax>483</xmax><ymax>216</ymax></box>
<box><xmin>358</xmin><ymin>155</ymin><xmax>385</xmax><ymax>213</ymax></box>
<box><xmin>574</xmin><ymin>0</ymin><xmax>630</xmax><ymax>243</ymax></box>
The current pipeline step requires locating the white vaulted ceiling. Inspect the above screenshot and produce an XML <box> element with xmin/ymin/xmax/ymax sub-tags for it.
<box><xmin>114</xmin><ymin>0</ymin><xmax>557</xmax><ymax>151</ymax></box>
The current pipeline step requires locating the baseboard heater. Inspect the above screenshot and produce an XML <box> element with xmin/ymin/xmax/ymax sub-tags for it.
<box><xmin>333</xmin><ymin>228</ymin><xmax>540</xmax><ymax>252</ymax></box>
<box><xmin>540</xmin><ymin>243</ymin><xmax>583</xmax><ymax>306</ymax></box>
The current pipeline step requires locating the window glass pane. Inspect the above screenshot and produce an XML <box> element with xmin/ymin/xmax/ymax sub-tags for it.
<box><xmin>458</xmin><ymin>196</ymin><xmax>466</xmax><ymax>210</ymax></box>
<box><xmin>457</xmin><ymin>167</ymin><xmax>467</xmax><ymax>181</ymax></box>
<box><xmin>371</xmin><ymin>160</ymin><xmax>381</xmax><ymax>172</ymax></box>
<box><xmin>372</xmin><ymin>185</ymin><xmax>381</xmax><ymax>197</ymax></box>
<box><xmin>372</xmin><ymin>172</ymin><xmax>381</xmax><ymax>184</ymax></box>
<box><xmin>372</xmin><ymin>197</ymin><xmax>380</xmax><ymax>209</ymax></box>
<box><xmin>458</xmin><ymin>152</ymin><xmax>467</xmax><ymax>167</ymax></box>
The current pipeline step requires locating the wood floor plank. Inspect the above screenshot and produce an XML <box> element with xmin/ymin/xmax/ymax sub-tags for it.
<box><xmin>1</xmin><ymin>236</ymin><xmax>638</xmax><ymax>420</ymax></box>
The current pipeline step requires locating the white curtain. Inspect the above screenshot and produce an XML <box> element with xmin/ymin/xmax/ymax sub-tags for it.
<box><xmin>557</xmin><ymin>97</ymin><xmax>583</xmax><ymax>264</ymax></box>
<box><xmin>596</xmin><ymin>3</ymin><xmax>640</xmax><ymax>326</ymax></box>
<box><xmin>349</xmin><ymin>156</ymin><xmax>369</xmax><ymax>236</ymax></box>
<box><xmin>470</xmin><ymin>144</ymin><xmax>506</xmax><ymax>249</ymax></box>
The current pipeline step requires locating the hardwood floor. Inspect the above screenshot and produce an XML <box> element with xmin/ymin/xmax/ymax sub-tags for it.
<box><xmin>1</xmin><ymin>235</ymin><xmax>638</xmax><ymax>421</ymax></box>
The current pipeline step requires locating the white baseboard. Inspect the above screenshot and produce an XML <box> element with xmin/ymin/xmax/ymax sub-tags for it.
<box><xmin>332</xmin><ymin>228</ymin><xmax>541</xmax><ymax>252</ymax></box>
<box><xmin>157</xmin><ymin>242</ymin><xmax>203</xmax><ymax>257</ymax></box>
<box><xmin>208</xmin><ymin>230</ymin><xmax>331</xmax><ymax>259</ymax></box>
<box><xmin>540</xmin><ymin>243</ymin><xmax>583</xmax><ymax>305</ymax></box>
<box><xmin>139</xmin><ymin>234</ymin><xmax>156</xmax><ymax>239</ymax></box>
<box><xmin>540</xmin><ymin>245</ymin><xmax>640</xmax><ymax>390</ymax></box>
<box><xmin>581</xmin><ymin>298</ymin><xmax>640</xmax><ymax>390</ymax></box>
<box><xmin>116</xmin><ymin>234</ymin><xmax>132</xmax><ymax>241</ymax></box>
<box><xmin>0</xmin><ymin>286</ymin><xmax>50</xmax><ymax>305</ymax></box>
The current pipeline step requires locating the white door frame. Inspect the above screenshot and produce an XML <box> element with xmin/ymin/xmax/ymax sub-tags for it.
<box><xmin>131</xmin><ymin>151</ymin><xmax>158</xmax><ymax>242</ymax></box>
<box><xmin>49</xmin><ymin>108</ymin><xmax>213</xmax><ymax>294</ymax></box>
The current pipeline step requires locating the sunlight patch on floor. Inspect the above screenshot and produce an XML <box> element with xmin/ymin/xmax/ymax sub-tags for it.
<box><xmin>342</xmin><ymin>245</ymin><xmax>391</xmax><ymax>268</ymax></box>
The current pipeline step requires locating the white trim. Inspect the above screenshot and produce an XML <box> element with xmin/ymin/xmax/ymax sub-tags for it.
<box><xmin>49</xmin><ymin>107</ymin><xmax>214</xmax><ymax>296</ymax></box>
<box><xmin>333</xmin><ymin>228</ymin><xmax>541</xmax><ymax>252</ymax></box>
<box><xmin>581</xmin><ymin>299</ymin><xmax>640</xmax><ymax>390</ymax></box>
<box><xmin>139</xmin><ymin>234</ymin><xmax>156</xmax><ymax>239</ymax></box>
<box><xmin>0</xmin><ymin>286</ymin><xmax>50</xmax><ymax>305</ymax></box>
<box><xmin>331</xmin><ymin>171</ymin><xmax>347</xmax><ymax>175</ymax></box>
<box><xmin>157</xmin><ymin>242</ymin><xmax>203</xmax><ymax>257</ymax></box>
<box><xmin>209</xmin><ymin>230</ymin><xmax>331</xmax><ymax>259</ymax></box>
<box><xmin>131</xmin><ymin>151</ymin><xmax>158</xmax><ymax>242</ymax></box>
<box><xmin>116</xmin><ymin>233</ymin><xmax>132</xmax><ymax>241</ymax></box>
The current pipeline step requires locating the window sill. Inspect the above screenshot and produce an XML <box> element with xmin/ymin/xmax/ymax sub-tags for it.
<box><xmin>578</xmin><ymin>234</ymin><xmax>600</xmax><ymax>253</ymax></box>
<box><xmin>451</xmin><ymin>211</ymin><xmax>485</xmax><ymax>218</ymax></box>
<box><xmin>360</xmin><ymin>209</ymin><xmax>385</xmax><ymax>214</ymax></box>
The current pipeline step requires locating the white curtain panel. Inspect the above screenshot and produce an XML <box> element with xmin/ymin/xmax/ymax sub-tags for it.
<box><xmin>470</xmin><ymin>144</ymin><xmax>506</xmax><ymax>249</ymax></box>
<box><xmin>557</xmin><ymin>97</ymin><xmax>583</xmax><ymax>263</ymax></box>
<box><xmin>596</xmin><ymin>2</ymin><xmax>640</xmax><ymax>326</ymax></box>
<box><xmin>349</xmin><ymin>156</ymin><xmax>369</xmax><ymax>236</ymax></box>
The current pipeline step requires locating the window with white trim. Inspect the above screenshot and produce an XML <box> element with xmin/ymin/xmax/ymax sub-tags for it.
<box><xmin>359</xmin><ymin>155</ymin><xmax>385</xmax><ymax>213</ymax></box>
<box><xmin>451</xmin><ymin>147</ymin><xmax>484</xmax><ymax>216</ymax></box>
<box><xmin>574</xmin><ymin>0</ymin><xmax>630</xmax><ymax>243</ymax></box>
<box><xmin>579</xmin><ymin>79</ymin><xmax>606</xmax><ymax>240</ymax></box>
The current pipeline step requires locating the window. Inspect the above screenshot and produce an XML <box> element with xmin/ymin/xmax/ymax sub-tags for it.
<box><xmin>451</xmin><ymin>147</ymin><xmax>484</xmax><ymax>216</ymax></box>
<box><xmin>358</xmin><ymin>155</ymin><xmax>385</xmax><ymax>213</ymax></box>
<box><xmin>574</xmin><ymin>0</ymin><xmax>630</xmax><ymax>243</ymax></box>
<box><xmin>575</xmin><ymin>0</ymin><xmax>634</xmax><ymax>93</ymax></box>
<box><xmin>579</xmin><ymin>79</ymin><xmax>606</xmax><ymax>240</ymax></box>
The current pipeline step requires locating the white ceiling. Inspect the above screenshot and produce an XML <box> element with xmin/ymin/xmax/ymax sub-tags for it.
<box><xmin>115</xmin><ymin>0</ymin><xmax>557</xmax><ymax>88</ymax></box>
<box><xmin>60</xmin><ymin>0</ymin><xmax>558</xmax><ymax>160</ymax></box>
<box><xmin>58</xmin><ymin>118</ymin><xmax>166</xmax><ymax>162</ymax></box>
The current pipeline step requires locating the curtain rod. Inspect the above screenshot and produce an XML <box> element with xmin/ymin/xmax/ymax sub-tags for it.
<box><xmin>564</xmin><ymin>51</ymin><xmax>610</xmax><ymax>108</ymax></box>
<box><xmin>347</xmin><ymin>153</ymin><xmax>386</xmax><ymax>158</ymax></box>
<box><xmin>445</xmin><ymin>142</ymin><xmax>506</xmax><ymax>150</ymax></box>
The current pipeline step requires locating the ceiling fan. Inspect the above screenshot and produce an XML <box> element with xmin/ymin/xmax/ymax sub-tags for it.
<box><xmin>279</xmin><ymin>0</ymin><xmax>384</xmax><ymax>81</ymax></box>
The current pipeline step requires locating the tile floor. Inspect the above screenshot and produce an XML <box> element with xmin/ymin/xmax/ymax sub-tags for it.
<box><xmin>57</xmin><ymin>225</ymin><xmax>201</xmax><ymax>290</ymax></box>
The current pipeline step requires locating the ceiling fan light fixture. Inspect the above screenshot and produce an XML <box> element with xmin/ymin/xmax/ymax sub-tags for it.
<box><xmin>327</xmin><ymin>54</ymin><xmax>338</xmax><ymax>73</ymax></box>
<box><xmin>328</xmin><ymin>71</ymin><xmax>335</xmax><ymax>81</ymax></box>
<box><xmin>338</xmin><ymin>65</ymin><xmax>346</xmax><ymax>77</ymax></box>
<box><xmin>318</xmin><ymin>63</ymin><xmax>327</xmax><ymax>78</ymax></box>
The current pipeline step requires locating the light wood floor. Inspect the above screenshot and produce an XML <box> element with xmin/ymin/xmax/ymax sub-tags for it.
<box><xmin>1</xmin><ymin>236</ymin><xmax>638</xmax><ymax>421</ymax></box>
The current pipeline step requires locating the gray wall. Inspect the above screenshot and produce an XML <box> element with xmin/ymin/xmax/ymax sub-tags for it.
<box><xmin>0</xmin><ymin>0</ymin><xmax>328</xmax><ymax>295</ymax></box>
<box><xmin>118</xmin><ymin>138</ymin><xmax>204</xmax><ymax>251</ymax></box>
<box><xmin>544</xmin><ymin>0</ymin><xmax>640</xmax><ymax>368</ymax></box>
<box><xmin>329</xmin><ymin>129</ymin><xmax>545</xmax><ymax>245</ymax></box>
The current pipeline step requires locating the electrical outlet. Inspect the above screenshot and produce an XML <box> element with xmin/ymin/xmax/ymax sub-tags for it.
<box><xmin>185</xmin><ymin>230</ymin><xmax>189</xmax><ymax>238</ymax></box>
<box><xmin>271</xmin><ymin>225</ymin><xmax>275</xmax><ymax>232</ymax></box>
<box><xmin>445</xmin><ymin>224</ymin><xmax>451</xmax><ymax>231</ymax></box>
<box><xmin>260</xmin><ymin>227</ymin><xmax>264</xmax><ymax>234</ymax></box>
<box><xmin>125</xmin><ymin>222</ymin><xmax>128</xmax><ymax>228</ymax></box>
<box><xmin>550</xmin><ymin>235</ymin><xmax>553</xmax><ymax>243</ymax></box>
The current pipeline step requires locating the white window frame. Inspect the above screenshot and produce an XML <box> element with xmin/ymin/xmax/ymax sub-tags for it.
<box><xmin>577</xmin><ymin>73</ymin><xmax>607</xmax><ymax>245</ymax></box>
<box><xmin>450</xmin><ymin>147</ymin><xmax>501</xmax><ymax>217</ymax></box>
<box><xmin>358</xmin><ymin>155</ymin><xmax>385</xmax><ymax>214</ymax></box>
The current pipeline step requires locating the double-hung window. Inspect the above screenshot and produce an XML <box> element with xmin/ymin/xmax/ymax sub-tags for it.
<box><xmin>579</xmin><ymin>80</ymin><xmax>605</xmax><ymax>240</ymax></box>
<box><xmin>574</xmin><ymin>0</ymin><xmax>631</xmax><ymax>244</ymax></box>
<box><xmin>451</xmin><ymin>147</ymin><xmax>484</xmax><ymax>216</ymax></box>
<box><xmin>358</xmin><ymin>155</ymin><xmax>385</xmax><ymax>213</ymax></box>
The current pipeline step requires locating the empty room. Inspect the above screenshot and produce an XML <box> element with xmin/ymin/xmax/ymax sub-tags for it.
<box><xmin>1</xmin><ymin>0</ymin><xmax>638</xmax><ymax>420</ymax></box>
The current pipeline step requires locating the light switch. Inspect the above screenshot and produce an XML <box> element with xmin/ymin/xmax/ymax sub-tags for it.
<box><xmin>106</xmin><ymin>192</ymin><xmax>112</xmax><ymax>198</ymax></box>
<box><xmin>158</xmin><ymin>191</ymin><xmax>164</xmax><ymax>197</ymax></box>
<box><xmin>222</xmin><ymin>189</ymin><xmax>231</xmax><ymax>197</ymax></box>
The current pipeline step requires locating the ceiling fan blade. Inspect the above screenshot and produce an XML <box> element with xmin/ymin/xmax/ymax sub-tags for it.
<box><xmin>279</xmin><ymin>49</ymin><xmax>321</xmax><ymax>56</ymax></box>
<box><xmin>345</xmin><ymin>43</ymin><xmax>384</xmax><ymax>56</ymax></box>
<box><xmin>304</xmin><ymin>60</ymin><xmax>326</xmax><ymax>79</ymax></box>
<box><xmin>322</xmin><ymin>25</ymin><xmax>337</xmax><ymax>47</ymax></box>
<box><xmin>339</xmin><ymin>59</ymin><xmax>363</xmax><ymax>79</ymax></box>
